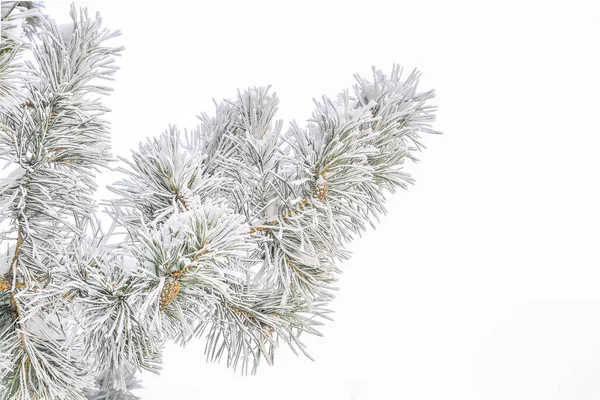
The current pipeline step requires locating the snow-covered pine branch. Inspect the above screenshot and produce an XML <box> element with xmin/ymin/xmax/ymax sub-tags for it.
<box><xmin>0</xmin><ymin>4</ymin><xmax>440</xmax><ymax>398</ymax></box>
<box><xmin>0</xmin><ymin>4</ymin><xmax>122</xmax><ymax>399</ymax></box>
<box><xmin>0</xmin><ymin>2</ymin><xmax>40</xmax><ymax>106</ymax></box>
<box><xmin>83</xmin><ymin>366</ymin><xmax>142</xmax><ymax>400</ymax></box>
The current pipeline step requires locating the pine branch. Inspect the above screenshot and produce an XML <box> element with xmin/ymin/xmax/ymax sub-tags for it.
<box><xmin>84</xmin><ymin>366</ymin><xmax>142</xmax><ymax>400</ymax></box>
<box><xmin>2</xmin><ymin>4</ymin><xmax>440</xmax><ymax>395</ymax></box>
<box><xmin>0</xmin><ymin>4</ymin><xmax>123</xmax><ymax>398</ymax></box>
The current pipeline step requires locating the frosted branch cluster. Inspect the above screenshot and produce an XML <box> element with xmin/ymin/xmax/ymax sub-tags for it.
<box><xmin>0</xmin><ymin>3</ymin><xmax>439</xmax><ymax>398</ymax></box>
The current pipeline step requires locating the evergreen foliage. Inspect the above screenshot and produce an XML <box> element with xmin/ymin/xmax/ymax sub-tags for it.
<box><xmin>0</xmin><ymin>3</ymin><xmax>440</xmax><ymax>398</ymax></box>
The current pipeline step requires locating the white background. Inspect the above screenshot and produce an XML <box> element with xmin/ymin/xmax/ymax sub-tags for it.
<box><xmin>43</xmin><ymin>1</ymin><xmax>600</xmax><ymax>399</ymax></box>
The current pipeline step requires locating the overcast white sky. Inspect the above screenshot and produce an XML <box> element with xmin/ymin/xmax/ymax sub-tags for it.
<box><xmin>42</xmin><ymin>1</ymin><xmax>600</xmax><ymax>399</ymax></box>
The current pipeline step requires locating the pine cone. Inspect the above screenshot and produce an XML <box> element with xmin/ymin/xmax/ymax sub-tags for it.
<box><xmin>159</xmin><ymin>280</ymin><xmax>180</xmax><ymax>311</ymax></box>
<box><xmin>315</xmin><ymin>179</ymin><xmax>329</xmax><ymax>200</ymax></box>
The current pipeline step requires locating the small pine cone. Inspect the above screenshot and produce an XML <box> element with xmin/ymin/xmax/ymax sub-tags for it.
<box><xmin>315</xmin><ymin>178</ymin><xmax>329</xmax><ymax>200</ymax></box>
<box><xmin>178</xmin><ymin>187</ymin><xmax>194</xmax><ymax>209</ymax></box>
<box><xmin>159</xmin><ymin>280</ymin><xmax>181</xmax><ymax>311</ymax></box>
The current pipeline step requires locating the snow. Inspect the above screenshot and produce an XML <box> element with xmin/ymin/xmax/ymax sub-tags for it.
<box><xmin>162</xmin><ymin>210</ymin><xmax>194</xmax><ymax>234</ymax></box>
<box><xmin>0</xmin><ymin>165</ymin><xmax>25</xmax><ymax>188</ymax></box>
<box><xmin>57</xmin><ymin>22</ymin><xmax>75</xmax><ymax>44</ymax></box>
<box><xmin>121</xmin><ymin>254</ymin><xmax>138</xmax><ymax>273</ymax></box>
<box><xmin>0</xmin><ymin>244</ymin><xmax>15</xmax><ymax>276</ymax></box>
<box><xmin>1</xmin><ymin>8</ymin><xmax>24</xmax><ymax>42</ymax></box>
<box><xmin>297</xmin><ymin>252</ymin><xmax>319</xmax><ymax>268</ymax></box>
<box><xmin>264</xmin><ymin>201</ymin><xmax>279</xmax><ymax>221</ymax></box>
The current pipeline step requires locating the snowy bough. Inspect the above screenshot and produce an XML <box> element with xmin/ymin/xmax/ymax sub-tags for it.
<box><xmin>0</xmin><ymin>3</ymin><xmax>441</xmax><ymax>399</ymax></box>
